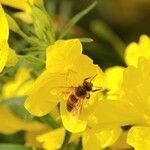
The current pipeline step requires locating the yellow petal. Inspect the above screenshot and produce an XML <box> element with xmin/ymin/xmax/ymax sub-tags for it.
<box><xmin>82</xmin><ymin>130</ymin><xmax>102</xmax><ymax>150</ymax></box>
<box><xmin>0</xmin><ymin>4</ymin><xmax>9</xmax><ymax>42</ymax></box>
<box><xmin>124</xmin><ymin>35</ymin><xmax>150</xmax><ymax>66</ymax></box>
<box><xmin>127</xmin><ymin>126</ymin><xmax>150</xmax><ymax>150</ymax></box>
<box><xmin>93</xmin><ymin>100</ymin><xmax>145</xmax><ymax>128</ymax></box>
<box><xmin>122</xmin><ymin>57</ymin><xmax>150</xmax><ymax>118</ymax></box>
<box><xmin>24</xmin><ymin>71</ymin><xmax>67</xmax><ymax>116</ymax></box>
<box><xmin>60</xmin><ymin>100</ymin><xmax>87</xmax><ymax>133</ymax></box>
<box><xmin>124</xmin><ymin>42</ymin><xmax>140</xmax><ymax>66</ymax></box>
<box><xmin>70</xmin><ymin>54</ymin><xmax>103</xmax><ymax>86</ymax></box>
<box><xmin>37</xmin><ymin>128</ymin><xmax>65</xmax><ymax>150</ymax></box>
<box><xmin>46</xmin><ymin>39</ymin><xmax>82</xmax><ymax>71</ymax></box>
<box><xmin>105</xmin><ymin>66</ymin><xmax>124</xmax><ymax>98</ymax></box>
<box><xmin>82</xmin><ymin>128</ymin><xmax>121</xmax><ymax>150</ymax></box>
<box><xmin>0</xmin><ymin>40</ymin><xmax>9</xmax><ymax>72</ymax></box>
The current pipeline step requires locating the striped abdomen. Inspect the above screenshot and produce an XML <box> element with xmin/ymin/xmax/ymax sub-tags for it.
<box><xmin>66</xmin><ymin>94</ymin><xmax>78</xmax><ymax>112</ymax></box>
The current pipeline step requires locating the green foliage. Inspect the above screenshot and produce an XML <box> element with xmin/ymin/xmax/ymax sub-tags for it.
<box><xmin>59</xmin><ymin>1</ymin><xmax>97</xmax><ymax>39</ymax></box>
<box><xmin>0</xmin><ymin>144</ymin><xmax>32</xmax><ymax>150</ymax></box>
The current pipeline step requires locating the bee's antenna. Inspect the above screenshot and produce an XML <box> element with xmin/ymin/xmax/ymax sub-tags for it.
<box><xmin>90</xmin><ymin>74</ymin><xmax>97</xmax><ymax>82</ymax></box>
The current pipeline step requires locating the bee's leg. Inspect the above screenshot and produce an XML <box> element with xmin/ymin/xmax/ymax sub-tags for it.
<box><xmin>86</xmin><ymin>93</ymin><xmax>90</xmax><ymax>99</ymax></box>
<box><xmin>92</xmin><ymin>89</ymin><xmax>101</xmax><ymax>92</ymax></box>
<box><xmin>84</xmin><ymin>74</ymin><xmax>98</xmax><ymax>81</ymax></box>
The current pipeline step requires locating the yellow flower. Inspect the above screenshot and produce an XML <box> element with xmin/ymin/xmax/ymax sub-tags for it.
<box><xmin>25</xmin><ymin>39</ymin><xmax>105</xmax><ymax>133</ymax></box>
<box><xmin>124</xmin><ymin>34</ymin><xmax>150</xmax><ymax>66</ymax></box>
<box><xmin>2</xmin><ymin>67</ymin><xmax>34</xmax><ymax>98</ymax></box>
<box><xmin>119</xmin><ymin>57</ymin><xmax>150</xmax><ymax>150</ymax></box>
<box><xmin>0</xmin><ymin>4</ymin><xmax>17</xmax><ymax>72</ymax></box>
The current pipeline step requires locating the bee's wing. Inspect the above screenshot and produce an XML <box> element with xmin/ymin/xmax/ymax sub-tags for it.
<box><xmin>72</xmin><ymin>97</ymin><xmax>84</xmax><ymax>118</ymax></box>
<box><xmin>50</xmin><ymin>86</ymin><xmax>76</xmax><ymax>99</ymax></box>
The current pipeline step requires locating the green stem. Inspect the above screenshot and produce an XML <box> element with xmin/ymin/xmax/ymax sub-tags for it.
<box><xmin>61</xmin><ymin>130</ymin><xmax>72</xmax><ymax>149</ymax></box>
<box><xmin>76</xmin><ymin>138</ymin><xmax>82</xmax><ymax>150</ymax></box>
<box><xmin>91</xmin><ymin>20</ymin><xmax>126</xmax><ymax>61</ymax></box>
<box><xmin>59</xmin><ymin>1</ymin><xmax>97</xmax><ymax>39</ymax></box>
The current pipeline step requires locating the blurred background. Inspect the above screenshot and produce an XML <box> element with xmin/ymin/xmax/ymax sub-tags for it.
<box><xmin>1</xmin><ymin>0</ymin><xmax>150</xmax><ymax>149</ymax></box>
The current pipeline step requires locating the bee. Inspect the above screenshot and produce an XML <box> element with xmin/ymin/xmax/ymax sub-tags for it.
<box><xmin>66</xmin><ymin>75</ymin><xmax>100</xmax><ymax>113</ymax></box>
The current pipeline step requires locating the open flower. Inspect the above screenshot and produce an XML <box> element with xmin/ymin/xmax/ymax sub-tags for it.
<box><xmin>0</xmin><ymin>4</ymin><xmax>17</xmax><ymax>72</ymax></box>
<box><xmin>122</xmin><ymin>57</ymin><xmax>150</xmax><ymax>150</ymax></box>
<box><xmin>94</xmin><ymin>35</ymin><xmax>150</xmax><ymax>150</ymax></box>
<box><xmin>25</xmin><ymin>39</ymin><xmax>105</xmax><ymax>133</ymax></box>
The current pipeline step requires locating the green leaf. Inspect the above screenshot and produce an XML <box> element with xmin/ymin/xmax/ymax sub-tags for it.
<box><xmin>0</xmin><ymin>96</ymin><xmax>31</xmax><ymax>120</ymax></box>
<box><xmin>0</xmin><ymin>144</ymin><xmax>32</xmax><ymax>150</ymax></box>
<box><xmin>79</xmin><ymin>38</ymin><xmax>93</xmax><ymax>43</ymax></box>
<box><xmin>59</xmin><ymin>1</ymin><xmax>97</xmax><ymax>39</ymax></box>
<box><xmin>0</xmin><ymin>96</ymin><xmax>26</xmax><ymax>106</ymax></box>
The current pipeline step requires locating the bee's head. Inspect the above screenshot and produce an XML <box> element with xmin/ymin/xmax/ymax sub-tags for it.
<box><xmin>83</xmin><ymin>81</ymin><xmax>93</xmax><ymax>91</ymax></box>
